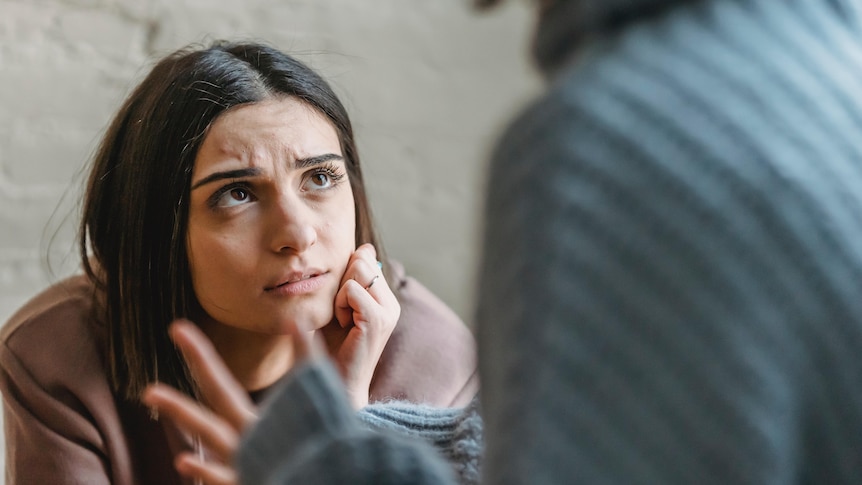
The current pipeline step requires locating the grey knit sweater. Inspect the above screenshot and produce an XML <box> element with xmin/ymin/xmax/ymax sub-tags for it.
<box><xmin>237</xmin><ymin>0</ymin><xmax>862</xmax><ymax>484</ymax></box>
<box><xmin>237</xmin><ymin>361</ymin><xmax>476</xmax><ymax>485</ymax></box>
<box><xmin>479</xmin><ymin>0</ymin><xmax>862</xmax><ymax>483</ymax></box>
<box><xmin>359</xmin><ymin>398</ymin><xmax>483</xmax><ymax>484</ymax></box>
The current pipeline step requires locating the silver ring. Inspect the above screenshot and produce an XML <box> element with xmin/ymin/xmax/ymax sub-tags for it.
<box><xmin>364</xmin><ymin>275</ymin><xmax>380</xmax><ymax>290</ymax></box>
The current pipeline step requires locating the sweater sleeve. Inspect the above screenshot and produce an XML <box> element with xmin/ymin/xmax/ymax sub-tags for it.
<box><xmin>358</xmin><ymin>398</ymin><xmax>483</xmax><ymax>485</ymax></box>
<box><xmin>236</xmin><ymin>360</ymin><xmax>458</xmax><ymax>485</ymax></box>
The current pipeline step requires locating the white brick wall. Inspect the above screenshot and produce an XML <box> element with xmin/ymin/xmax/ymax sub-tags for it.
<box><xmin>0</xmin><ymin>0</ymin><xmax>539</xmax><ymax>479</ymax></box>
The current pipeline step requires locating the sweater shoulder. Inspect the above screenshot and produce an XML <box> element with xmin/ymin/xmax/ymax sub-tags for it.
<box><xmin>0</xmin><ymin>274</ymin><xmax>106</xmax><ymax>390</ymax></box>
<box><xmin>373</xmin><ymin>261</ymin><xmax>478</xmax><ymax>407</ymax></box>
<box><xmin>1</xmin><ymin>274</ymin><xmax>94</xmax><ymax>338</ymax></box>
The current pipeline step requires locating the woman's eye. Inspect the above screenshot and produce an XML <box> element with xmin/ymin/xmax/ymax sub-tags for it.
<box><xmin>215</xmin><ymin>186</ymin><xmax>254</xmax><ymax>208</ymax></box>
<box><xmin>302</xmin><ymin>165</ymin><xmax>344</xmax><ymax>193</ymax></box>
<box><xmin>308</xmin><ymin>172</ymin><xmax>333</xmax><ymax>190</ymax></box>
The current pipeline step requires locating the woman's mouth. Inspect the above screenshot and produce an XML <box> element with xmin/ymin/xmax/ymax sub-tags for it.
<box><xmin>265</xmin><ymin>271</ymin><xmax>329</xmax><ymax>296</ymax></box>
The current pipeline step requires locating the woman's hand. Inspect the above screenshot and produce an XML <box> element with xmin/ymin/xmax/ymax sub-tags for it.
<box><xmin>323</xmin><ymin>243</ymin><xmax>401</xmax><ymax>409</ymax></box>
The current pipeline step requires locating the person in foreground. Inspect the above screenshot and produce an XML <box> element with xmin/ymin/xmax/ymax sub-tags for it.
<box><xmin>0</xmin><ymin>41</ymin><xmax>479</xmax><ymax>485</ymax></box>
<box><xmin>148</xmin><ymin>0</ymin><xmax>862</xmax><ymax>484</ymax></box>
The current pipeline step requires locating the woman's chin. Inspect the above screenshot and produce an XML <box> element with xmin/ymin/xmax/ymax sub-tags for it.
<box><xmin>273</xmin><ymin>311</ymin><xmax>333</xmax><ymax>334</ymax></box>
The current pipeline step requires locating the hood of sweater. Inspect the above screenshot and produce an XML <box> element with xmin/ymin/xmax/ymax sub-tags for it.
<box><xmin>532</xmin><ymin>0</ymin><xmax>701</xmax><ymax>75</ymax></box>
<box><xmin>532</xmin><ymin>0</ymin><xmax>862</xmax><ymax>76</ymax></box>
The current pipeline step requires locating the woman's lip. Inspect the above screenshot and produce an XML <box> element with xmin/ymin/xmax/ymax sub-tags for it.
<box><xmin>266</xmin><ymin>269</ymin><xmax>327</xmax><ymax>290</ymax></box>
<box><xmin>265</xmin><ymin>272</ymin><xmax>328</xmax><ymax>296</ymax></box>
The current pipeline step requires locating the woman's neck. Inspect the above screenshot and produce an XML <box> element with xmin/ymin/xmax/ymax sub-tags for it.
<box><xmin>196</xmin><ymin>316</ymin><xmax>295</xmax><ymax>392</ymax></box>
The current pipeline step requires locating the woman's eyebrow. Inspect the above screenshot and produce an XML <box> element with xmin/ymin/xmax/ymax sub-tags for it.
<box><xmin>294</xmin><ymin>153</ymin><xmax>343</xmax><ymax>168</ymax></box>
<box><xmin>191</xmin><ymin>154</ymin><xmax>343</xmax><ymax>190</ymax></box>
<box><xmin>191</xmin><ymin>167</ymin><xmax>262</xmax><ymax>190</ymax></box>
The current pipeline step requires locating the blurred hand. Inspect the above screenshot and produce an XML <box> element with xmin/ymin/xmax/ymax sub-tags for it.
<box><xmin>324</xmin><ymin>243</ymin><xmax>400</xmax><ymax>409</ymax></box>
<box><xmin>142</xmin><ymin>320</ymin><xmax>323</xmax><ymax>485</ymax></box>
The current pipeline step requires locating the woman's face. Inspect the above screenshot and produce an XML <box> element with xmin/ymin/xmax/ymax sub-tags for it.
<box><xmin>187</xmin><ymin>97</ymin><xmax>356</xmax><ymax>336</ymax></box>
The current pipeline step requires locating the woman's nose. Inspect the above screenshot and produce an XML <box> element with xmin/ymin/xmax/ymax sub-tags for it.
<box><xmin>269</xmin><ymin>195</ymin><xmax>317</xmax><ymax>253</ymax></box>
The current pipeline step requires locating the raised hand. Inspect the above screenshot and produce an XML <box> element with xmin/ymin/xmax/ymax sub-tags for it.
<box><xmin>143</xmin><ymin>320</ymin><xmax>328</xmax><ymax>485</ymax></box>
<box><xmin>142</xmin><ymin>320</ymin><xmax>257</xmax><ymax>485</ymax></box>
<box><xmin>323</xmin><ymin>243</ymin><xmax>401</xmax><ymax>409</ymax></box>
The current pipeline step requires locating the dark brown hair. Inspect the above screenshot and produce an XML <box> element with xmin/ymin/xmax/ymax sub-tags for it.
<box><xmin>79</xmin><ymin>41</ymin><xmax>382</xmax><ymax>400</ymax></box>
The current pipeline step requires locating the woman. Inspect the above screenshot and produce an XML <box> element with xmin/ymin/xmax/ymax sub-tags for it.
<box><xmin>0</xmin><ymin>41</ymin><xmax>478</xmax><ymax>485</ymax></box>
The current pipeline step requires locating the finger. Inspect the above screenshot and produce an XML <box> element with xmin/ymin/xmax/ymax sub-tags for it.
<box><xmin>335</xmin><ymin>279</ymin><xmax>386</xmax><ymax>330</ymax></box>
<box><xmin>339</xmin><ymin>243</ymin><xmax>379</xmax><ymax>288</ymax></box>
<box><xmin>353</xmin><ymin>243</ymin><xmax>378</xmax><ymax>268</ymax></box>
<box><xmin>334</xmin><ymin>278</ymin><xmax>356</xmax><ymax>328</ymax></box>
<box><xmin>353</xmin><ymin>267</ymin><xmax>399</xmax><ymax>307</ymax></box>
<box><xmin>335</xmin><ymin>278</ymin><xmax>372</xmax><ymax>328</ymax></box>
<box><xmin>142</xmin><ymin>384</ymin><xmax>239</xmax><ymax>461</ymax></box>
<box><xmin>335</xmin><ymin>257</ymin><xmax>375</xmax><ymax>326</ymax></box>
<box><xmin>168</xmin><ymin>320</ymin><xmax>256</xmax><ymax>430</ymax></box>
<box><xmin>351</xmin><ymin>259</ymin><xmax>380</xmax><ymax>294</ymax></box>
<box><xmin>175</xmin><ymin>452</ymin><xmax>238</xmax><ymax>485</ymax></box>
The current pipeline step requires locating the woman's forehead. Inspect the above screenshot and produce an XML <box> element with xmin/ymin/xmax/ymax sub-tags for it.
<box><xmin>194</xmin><ymin>98</ymin><xmax>342</xmax><ymax>173</ymax></box>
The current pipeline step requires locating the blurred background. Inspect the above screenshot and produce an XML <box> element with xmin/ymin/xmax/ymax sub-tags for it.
<box><xmin>0</xmin><ymin>0</ymin><xmax>539</xmax><ymax>475</ymax></box>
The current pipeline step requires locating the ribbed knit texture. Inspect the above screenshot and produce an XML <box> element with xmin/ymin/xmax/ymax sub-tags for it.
<box><xmin>478</xmin><ymin>0</ymin><xmax>862</xmax><ymax>484</ymax></box>
<box><xmin>359</xmin><ymin>398</ymin><xmax>483</xmax><ymax>485</ymax></box>
<box><xmin>237</xmin><ymin>361</ymin><xmax>458</xmax><ymax>485</ymax></box>
<box><xmin>241</xmin><ymin>366</ymin><xmax>481</xmax><ymax>484</ymax></box>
